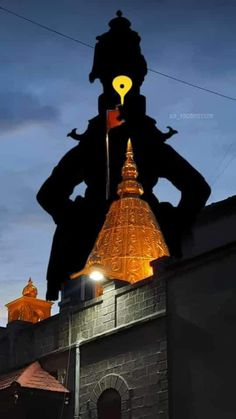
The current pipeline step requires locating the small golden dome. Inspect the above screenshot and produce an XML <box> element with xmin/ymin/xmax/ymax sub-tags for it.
<box><xmin>22</xmin><ymin>278</ymin><xmax>38</xmax><ymax>298</ymax></box>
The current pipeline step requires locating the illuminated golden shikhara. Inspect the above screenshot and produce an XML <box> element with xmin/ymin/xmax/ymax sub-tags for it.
<box><xmin>5</xmin><ymin>278</ymin><xmax>53</xmax><ymax>324</ymax></box>
<box><xmin>73</xmin><ymin>139</ymin><xmax>169</xmax><ymax>283</ymax></box>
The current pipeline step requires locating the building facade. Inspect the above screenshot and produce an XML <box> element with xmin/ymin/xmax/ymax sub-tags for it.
<box><xmin>0</xmin><ymin>196</ymin><xmax>235</xmax><ymax>419</ymax></box>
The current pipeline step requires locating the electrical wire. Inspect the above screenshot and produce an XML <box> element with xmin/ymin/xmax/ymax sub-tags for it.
<box><xmin>1</xmin><ymin>4</ymin><xmax>236</xmax><ymax>183</ymax></box>
<box><xmin>1</xmin><ymin>4</ymin><xmax>236</xmax><ymax>102</ymax></box>
<box><xmin>211</xmin><ymin>149</ymin><xmax>236</xmax><ymax>186</ymax></box>
<box><xmin>0</xmin><ymin>5</ymin><xmax>93</xmax><ymax>49</ymax></box>
<box><xmin>210</xmin><ymin>142</ymin><xmax>235</xmax><ymax>183</ymax></box>
<box><xmin>147</xmin><ymin>68</ymin><xmax>236</xmax><ymax>101</ymax></box>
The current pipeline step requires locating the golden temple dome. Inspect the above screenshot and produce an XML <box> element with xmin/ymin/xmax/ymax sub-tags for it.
<box><xmin>22</xmin><ymin>278</ymin><xmax>38</xmax><ymax>298</ymax></box>
<box><xmin>72</xmin><ymin>139</ymin><xmax>169</xmax><ymax>284</ymax></box>
<box><xmin>6</xmin><ymin>278</ymin><xmax>53</xmax><ymax>324</ymax></box>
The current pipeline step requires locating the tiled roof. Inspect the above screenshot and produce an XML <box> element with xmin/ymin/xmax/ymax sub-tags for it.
<box><xmin>0</xmin><ymin>362</ymin><xmax>69</xmax><ymax>393</ymax></box>
<box><xmin>0</xmin><ymin>367</ymin><xmax>25</xmax><ymax>391</ymax></box>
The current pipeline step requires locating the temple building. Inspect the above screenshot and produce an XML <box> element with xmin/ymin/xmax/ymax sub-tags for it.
<box><xmin>6</xmin><ymin>278</ymin><xmax>53</xmax><ymax>324</ymax></box>
<box><xmin>0</xmin><ymin>10</ymin><xmax>235</xmax><ymax>419</ymax></box>
<box><xmin>0</xmin><ymin>184</ymin><xmax>235</xmax><ymax>419</ymax></box>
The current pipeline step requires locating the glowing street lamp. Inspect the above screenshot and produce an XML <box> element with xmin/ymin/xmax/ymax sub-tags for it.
<box><xmin>89</xmin><ymin>267</ymin><xmax>105</xmax><ymax>282</ymax></box>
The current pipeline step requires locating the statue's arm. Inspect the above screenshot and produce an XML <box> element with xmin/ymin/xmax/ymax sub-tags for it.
<box><xmin>36</xmin><ymin>144</ymin><xmax>85</xmax><ymax>224</ymax></box>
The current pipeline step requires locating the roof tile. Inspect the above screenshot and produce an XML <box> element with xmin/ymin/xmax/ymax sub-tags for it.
<box><xmin>0</xmin><ymin>362</ymin><xmax>69</xmax><ymax>393</ymax></box>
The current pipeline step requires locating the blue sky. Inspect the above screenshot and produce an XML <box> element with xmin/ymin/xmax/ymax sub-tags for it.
<box><xmin>0</xmin><ymin>0</ymin><xmax>235</xmax><ymax>326</ymax></box>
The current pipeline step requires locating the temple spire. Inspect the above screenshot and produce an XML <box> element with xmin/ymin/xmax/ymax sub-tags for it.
<box><xmin>71</xmin><ymin>140</ymin><xmax>169</xmax><ymax>285</ymax></box>
<box><xmin>118</xmin><ymin>139</ymin><xmax>143</xmax><ymax>198</ymax></box>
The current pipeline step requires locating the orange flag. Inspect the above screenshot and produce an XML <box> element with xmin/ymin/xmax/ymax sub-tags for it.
<box><xmin>106</xmin><ymin>108</ymin><xmax>124</xmax><ymax>131</ymax></box>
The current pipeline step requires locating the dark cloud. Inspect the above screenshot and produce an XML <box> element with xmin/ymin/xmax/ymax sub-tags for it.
<box><xmin>0</xmin><ymin>90</ymin><xmax>60</xmax><ymax>133</ymax></box>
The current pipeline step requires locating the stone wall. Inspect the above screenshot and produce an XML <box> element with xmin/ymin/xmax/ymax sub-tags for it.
<box><xmin>57</xmin><ymin>277</ymin><xmax>166</xmax><ymax>346</ymax></box>
<box><xmin>0</xmin><ymin>275</ymin><xmax>168</xmax><ymax>419</ymax></box>
<box><xmin>79</xmin><ymin>318</ymin><xmax>167</xmax><ymax>419</ymax></box>
<box><xmin>167</xmin><ymin>242</ymin><xmax>236</xmax><ymax>419</ymax></box>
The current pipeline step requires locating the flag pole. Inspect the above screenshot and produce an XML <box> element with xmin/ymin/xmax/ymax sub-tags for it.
<box><xmin>105</xmin><ymin>120</ymin><xmax>110</xmax><ymax>200</ymax></box>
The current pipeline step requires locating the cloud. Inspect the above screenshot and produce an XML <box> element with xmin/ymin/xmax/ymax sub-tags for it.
<box><xmin>0</xmin><ymin>90</ymin><xmax>60</xmax><ymax>133</ymax></box>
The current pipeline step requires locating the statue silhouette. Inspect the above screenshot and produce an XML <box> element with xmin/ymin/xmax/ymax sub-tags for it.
<box><xmin>37</xmin><ymin>11</ymin><xmax>211</xmax><ymax>300</ymax></box>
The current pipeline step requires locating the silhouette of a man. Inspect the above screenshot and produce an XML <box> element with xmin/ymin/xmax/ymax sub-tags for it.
<box><xmin>37</xmin><ymin>12</ymin><xmax>211</xmax><ymax>300</ymax></box>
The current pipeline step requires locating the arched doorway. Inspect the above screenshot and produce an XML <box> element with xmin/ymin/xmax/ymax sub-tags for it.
<box><xmin>97</xmin><ymin>388</ymin><xmax>121</xmax><ymax>419</ymax></box>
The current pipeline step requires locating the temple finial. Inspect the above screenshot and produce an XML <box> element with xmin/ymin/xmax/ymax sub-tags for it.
<box><xmin>108</xmin><ymin>11</ymin><xmax>131</xmax><ymax>29</ymax></box>
<box><xmin>22</xmin><ymin>277</ymin><xmax>38</xmax><ymax>298</ymax></box>
<box><xmin>118</xmin><ymin>139</ymin><xmax>143</xmax><ymax>197</ymax></box>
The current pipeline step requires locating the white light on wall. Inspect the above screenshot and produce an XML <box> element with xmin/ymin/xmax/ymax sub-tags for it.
<box><xmin>89</xmin><ymin>270</ymin><xmax>105</xmax><ymax>281</ymax></box>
